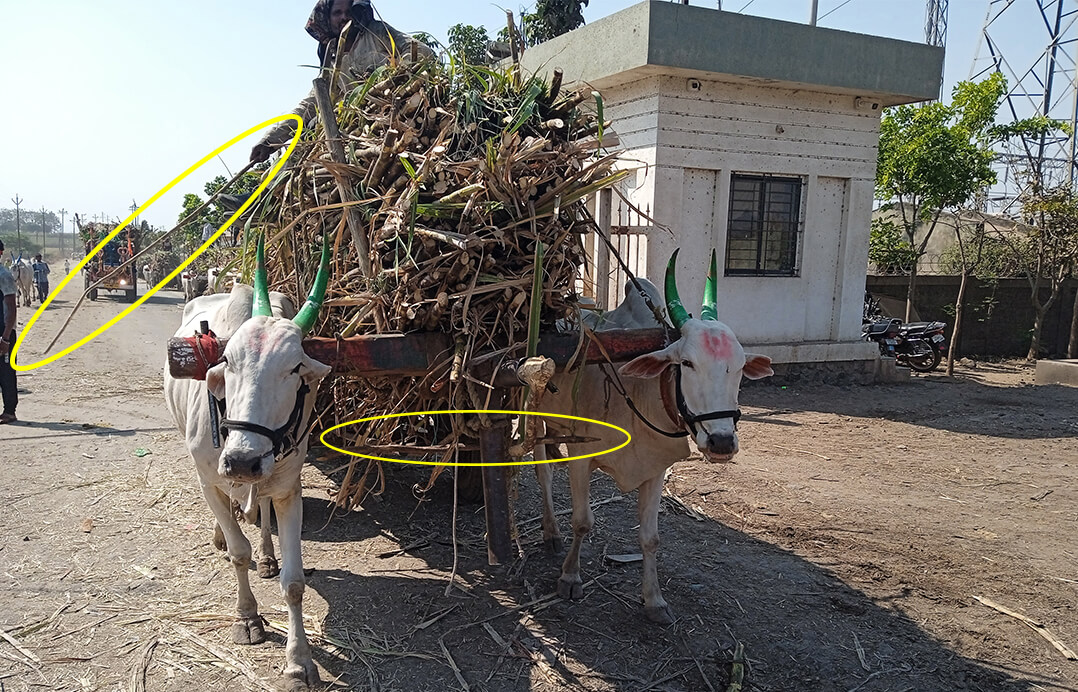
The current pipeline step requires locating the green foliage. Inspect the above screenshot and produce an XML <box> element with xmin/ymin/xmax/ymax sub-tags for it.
<box><xmin>448</xmin><ymin>23</ymin><xmax>490</xmax><ymax>65</ymax></box>
<box><xmin>868</xmin><ymin>215</ymin><xmax>917</xmax><ymax>274</ymax></box>
<box><xmin>175</xmin><ymin>169</ymin><xmax>265</xmax><ymax>255</ymax></box>
<box><xmin>499</xmin><ymin>0</ymin><xmax>588</xmax><ymax>47</ymax></box>
<box><xmin>938</xmin><ymin>233</ymin><xmax>1029</xmax><ymax>278</ymax></box>
<box><xmin>876</xmin><ymin>99</ymin><xmax>997</xmax><ymax>216</ymax></box>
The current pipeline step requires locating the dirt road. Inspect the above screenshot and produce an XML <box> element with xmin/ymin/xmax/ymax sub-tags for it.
<box><xmin>1</xmin><ymin>278</ymin><xmax>1076</xmax><ymax>691</ymax></box>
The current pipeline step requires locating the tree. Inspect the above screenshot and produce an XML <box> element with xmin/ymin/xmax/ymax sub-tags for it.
<box><xmin>175</xmin><ymin>169</ymin><xmax>264</xmax><ymax>258</ymax></box>
<box><xmin>1009</xmin><ymin>184</ymin><xmax>1078</xmax><ymax>360</ymax></box>
<box><xmin>876</xmin><ymin>77</ymin><xmax>1003</xmax><ymax>322</ymax></box>
<box><xmin>447</xmin><ymin>23</ymin><xmax>490</xmax><ymax>65</ymax></box>
<box><xmin>868</xmin><ymin>215</ymin><xmax>917</xmax><ymax>274</ymax></box>
<box><xmin>500</xmin><ymin>0</ymin><xmax>588</xmax><ymax>48</ymax></box>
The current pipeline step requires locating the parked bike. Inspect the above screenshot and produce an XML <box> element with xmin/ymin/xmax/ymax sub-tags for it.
<box><xmin>862</xmin><ymin>293</ymin><xmax>948</xmax><ymax>373</ymax></box>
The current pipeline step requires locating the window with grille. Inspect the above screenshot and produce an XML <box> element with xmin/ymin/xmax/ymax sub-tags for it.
<box><xmin>725</xmin><ymin>174</ymin><xmax>804</xmax><ymax>277</ymax></box>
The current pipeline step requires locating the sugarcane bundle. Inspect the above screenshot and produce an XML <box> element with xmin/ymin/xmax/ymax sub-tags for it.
<box><xmin>245</xmin><ymin>55</ymin><xmax>627</xmax><ymax>508</ymax></box>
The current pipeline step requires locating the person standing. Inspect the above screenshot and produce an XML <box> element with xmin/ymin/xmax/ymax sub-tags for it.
<box><xmin>0</xmin><ymin>240</ymin><xmax>18</xmax><ymax>424</ymax></box>
<box><xmin>31</xmin><ymin>254</ymin><xmax>50</xmax><ymax>303</ymax></box>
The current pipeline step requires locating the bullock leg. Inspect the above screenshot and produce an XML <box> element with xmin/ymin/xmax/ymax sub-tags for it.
<box><xmin>274</xmin><ymin>490</ymin><xmax>320</xmax><ymax>690</ymax></box>
<box><xmin>638</xmin><ymin>474</ymin><xmax>674</xmax><ymax>624</ymax></box>
<box><xmin>212</xmin><ymin>522</ymin><xmax>226</xmax><ymax>552</ymax></box>
<box><xmin>557</xmin><ymin>460</ymin><xmax>594</xmax><ymax>600</ymax></box>
<box><xmin>202</xmin><ymin>486</ymin><xmax>266</xmax><ymax>645</ymax></box>
<box><xmin>533</xmin><ymin>442</ymin><xmax>563</xmax><ymax>554</ymax></box>
<box><xmin>255</xmin><ymin>497</ymin><xmax>279</xmax><ymax>579</ymax></box>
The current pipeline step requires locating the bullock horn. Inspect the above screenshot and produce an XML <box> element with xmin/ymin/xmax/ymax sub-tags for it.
<box><xmin>293</xmin><ymin>236</ymin><xmax>330</xmax><ymax>335</ymax></box>
<box><xmin>665</xmin><ymin>249</ymin><xmax>690</xmax><ymax>330</ymax></box>
<box><xmin>701</xmin><ymin>249</ymin><xmax>718</xmax><ymax>321</ymax></box>
<box><xmin>252</xmin><ymin>235</ymin><xmax>273</xmax><ymax>318</ymax></box>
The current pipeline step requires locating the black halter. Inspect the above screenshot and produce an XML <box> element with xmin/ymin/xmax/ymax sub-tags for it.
<box><xmin>673</xmin><ymin>365</ymin><xmax>741</xmax><ymax>438</ymax></box>
<box><xmin>598</xmin><ymin>363</ymin><xmax>742</xmax><ymax>440</ymax></box>
<box><xmin>214</xmin><ymin>382</ymin><xmax>313</xmax><ymax>459</ymax></box>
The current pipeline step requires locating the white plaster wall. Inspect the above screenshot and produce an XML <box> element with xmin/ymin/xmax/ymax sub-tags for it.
<box><xmin>631</xmin><ymin>77</ymin><xmax>882</xmax><ymax>347</ymax></box>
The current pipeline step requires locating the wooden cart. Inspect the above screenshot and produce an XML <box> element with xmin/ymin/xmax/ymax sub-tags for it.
<box><xmin>167</xmin><ymin>327</ymin><xmax>672</xmax><ymax>565</ymax></box>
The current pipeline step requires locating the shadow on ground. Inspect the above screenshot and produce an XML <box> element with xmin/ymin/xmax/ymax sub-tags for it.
<box><xmin>272</xmin><ymin>458</ymin><xmax>1052</xmax><ymax>692</ymax></box>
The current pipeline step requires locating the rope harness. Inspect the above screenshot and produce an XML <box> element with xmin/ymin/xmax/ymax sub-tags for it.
<box><xmin>191</xmin><ymin>324</ymin><xmax>315</xmax><ymax>460</ymax></box>
<box><xmin>216</xmin><ymin>381</ymin><xmax>313</xmax><ymax>460</ymax></box>
<box><xmin>589</xmin><ymin>217</ymin><xmax>741</xmax><ymax>439</ymax></box>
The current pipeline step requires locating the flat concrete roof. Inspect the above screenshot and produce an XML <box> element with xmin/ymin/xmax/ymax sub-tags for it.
<box><xmin>517</xmin><ymin>1</ymin><xmax>944</xmax><ymax>106</ymax></box>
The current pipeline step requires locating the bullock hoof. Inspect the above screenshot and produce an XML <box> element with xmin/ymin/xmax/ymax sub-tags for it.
<box><xmin>645</xmin><ymin>603</ymin><xmax>675</xmax><ymax>625</ymax></box>
<box><xmin>231</xmin><ymin>617</ymin><xmax>267</xmax><ymax>645</ymax></box>
<box><xmin>544</xmin><ymin>536</ymin><xmax>564</xmax><ymax>555</ymax></box>
<box><xmin>212</xmin><ymin>525</ymin><xmax>227</xmax><ymax>552</ymax></box>
<box><xmin>257</xmin><ymin>558</ymin><xmax>280</xmax><ymax>579</ymax></box>
<box><xmin>557</xmin><ymin>576</ymin><xmax>584</xmax><ymax>600</ymax></box>
<box><xmin>283</xmin><ymin>659</ymin><xmax>320</xmax><ymax>691</ymax></box>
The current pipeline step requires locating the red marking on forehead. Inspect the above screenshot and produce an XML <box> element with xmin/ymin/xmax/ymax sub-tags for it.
<box><xmin>703</xmin><ymin>332</ymin><xmax>734</xmax><ymax>360</ymax></box>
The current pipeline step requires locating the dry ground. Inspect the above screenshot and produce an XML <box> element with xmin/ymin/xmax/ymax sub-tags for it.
<box><xmin>0</xmin><ymin>279</ymin><xmax>1075</xmax><ymax>691</ymax></box>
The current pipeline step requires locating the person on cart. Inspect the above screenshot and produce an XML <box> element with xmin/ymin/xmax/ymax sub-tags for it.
<box><xmin>250</xmin><ymin>0</ymin><xmax>432</xmax><ymax>164</ymax></box>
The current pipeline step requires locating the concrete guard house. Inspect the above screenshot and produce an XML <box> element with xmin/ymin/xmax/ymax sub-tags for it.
<box><xmin>518</xmin><ymin>1</ymin><xmax>944</xmax><ymax>376</ymax></box>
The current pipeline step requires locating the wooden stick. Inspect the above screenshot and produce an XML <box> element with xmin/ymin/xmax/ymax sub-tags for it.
<box><xmin>973</xmin><ymin>595</ymin><xmax>1078</xmax><ymax>660</ymax></box>
<box><xmin>313</xmin><ymin>76</ymin><xmax>373</xmax><ymax>277</ymax></box>
<box><xmin>0</xmin><ymin>626</ymin><xmax>40</xmax><ymax>664</ymax></box>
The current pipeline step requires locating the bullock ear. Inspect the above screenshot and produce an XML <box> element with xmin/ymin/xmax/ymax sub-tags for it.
<box><xmin>742</xmin><ymin>353</ymin><xmax>774</xmax><ymax>380</ymax></box>
<box><xmin>206</xmin><ymin>362</ymin><xmax>227</xmax><ymax>399</ymax></box>
<box><xmin>619</xmin><ymin>345</ymin><xmax>676</xmax><ymax>379</ymax></box>
<box><xmin>302</xmin><ymin>357</ymin><xmax>332</xmax><ymax>385</ymax></box>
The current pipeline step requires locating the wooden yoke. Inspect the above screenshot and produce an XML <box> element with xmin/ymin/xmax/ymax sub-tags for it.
<box><xmin>167</xmin><ymin>328</ymin><xmax>674</xmax><ymax>381</ymax></box>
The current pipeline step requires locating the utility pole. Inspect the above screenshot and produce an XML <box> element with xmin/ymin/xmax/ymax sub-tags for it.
<box><xmin>809</xmin><ymin>0</ymin><xmax>819</xmax><ymax>25</ymax></box>
<box><xmin>11</xmin><ymin>195</ymin><xmax>22</xmax><ymax>256</ymax></box>
<box><xmin>41</xmin><ymin>206</ymin><xmax>47</xmax><ymax>258</ymax></box>
<box><xmin>59</xmin><ymin>208</ymin><xmax>67</xmax><ymax>257</ymax></box>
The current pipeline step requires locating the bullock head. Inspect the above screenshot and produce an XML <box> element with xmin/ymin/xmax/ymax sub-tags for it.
<box><xmin>619</xmin><ymin>249</ymin><xmax>773</xmax><ymax>462</ymax></box>
<box><xmin>205</xmin><ymin>236</ymin><xmax>332</xmax><ymax>482</ymax></box>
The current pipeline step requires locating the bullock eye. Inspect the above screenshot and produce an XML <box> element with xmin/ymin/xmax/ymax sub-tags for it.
<box><xmin>291</xmin><ymin>364</ymin><xmax>302</xmax><ymax>375</ymax></box>
<box><xmin>681</xmin><ymin>359</ymin><xmax>694</xmax><ymax>369</ymax></box>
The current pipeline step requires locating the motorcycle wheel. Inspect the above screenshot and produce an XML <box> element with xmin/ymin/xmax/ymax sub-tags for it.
<box><xmin>906</xmin><ymin>345</ymin><xmax>942</xmax><ymax>372</ymax></box>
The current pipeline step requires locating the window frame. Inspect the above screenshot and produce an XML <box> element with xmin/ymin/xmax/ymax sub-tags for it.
<box><xmin>724</xmin><ymin>173</ymin><xmax>806</xmax><ymax>277</ymax></box>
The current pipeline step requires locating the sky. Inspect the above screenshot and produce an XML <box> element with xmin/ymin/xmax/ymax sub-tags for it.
<box><xmin>0</xmin><ymin>0</ymin><xmax>1055</xmax><ymax>232</ymax></box>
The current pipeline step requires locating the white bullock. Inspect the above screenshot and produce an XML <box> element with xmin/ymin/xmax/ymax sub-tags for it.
<box><xmin>164</xmin><ymin>238</ymin><xmax>331</xmax><ymax>690</ymax></box>
<box><xmin>535</xmin><ymin>250</ymin><xmax>773</xmax><ymax>624</ymax></box>
<box><xmin>11</xmin><ymin>259</ymin><xmax>33</xmax><ymax>307</ymax></box>
<box><xmin>180</xmin><ymin>270</ymin><xmax>208</xmax><ymax>302</ymax></box>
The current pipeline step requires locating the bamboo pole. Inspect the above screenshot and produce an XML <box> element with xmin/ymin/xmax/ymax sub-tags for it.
<box><xmin>312</xmin><ymin>76</ymin><xmax>373</xmax><ymax>277</ymax></box>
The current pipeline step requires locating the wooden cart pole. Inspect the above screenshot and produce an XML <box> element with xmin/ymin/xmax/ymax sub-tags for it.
<box><xmin>479</xmin><ymin>389</ymin><xmax>514</xmax><ymax>566</ymax></box>
<box><xmin>312</xmin><ymin>77</ymin><xmax>373</xmax><ymax>277</ymax></box>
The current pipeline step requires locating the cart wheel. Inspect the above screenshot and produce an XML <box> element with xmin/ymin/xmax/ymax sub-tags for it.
<box><xmin>89</xmin><ymin>287</ymin><xmax>98</xmax><ymax>301</ymax></box>
<box><xmin>125</xmin><ymin>289</ymin><xmax>137</xmax><ymax>303</ymax></box>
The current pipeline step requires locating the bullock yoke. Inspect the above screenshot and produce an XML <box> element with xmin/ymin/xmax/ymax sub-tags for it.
<box><xmin>168</xmin><ymin>325</ymin><xmax>675</xmax><ymax>564</ymax></box>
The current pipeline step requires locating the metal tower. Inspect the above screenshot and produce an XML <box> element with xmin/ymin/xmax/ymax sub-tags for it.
<box><xmin>926</xmin><ymin>0</ymin><xmax>949</xmax><ymax>48</ymax></box>
<box><xmin>970</xmin><ymin>0</ymin><xmax>1078</xmax><ymax>211</ymax></box>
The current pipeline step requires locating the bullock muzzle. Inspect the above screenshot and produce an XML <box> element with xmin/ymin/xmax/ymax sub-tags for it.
<box><xmin>704</xmin><ymin>432</ymin><xmax>738</xmax><ymax>463</ymax></box>
<box><xmin>220</xmin><ymin>449</ymin><xmax>272</xmax><ymax>481</ymax></box>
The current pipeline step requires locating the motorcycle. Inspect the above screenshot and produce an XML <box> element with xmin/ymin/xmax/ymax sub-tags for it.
<box><xmin>897</xmin><ymin>320</ymin><xmax>948</xmax><ymax>372</ymax></box>
<box><xmin>862</xmin><ymin>294</ymin><xmax>948</xmax><ymax>373</ymax></box>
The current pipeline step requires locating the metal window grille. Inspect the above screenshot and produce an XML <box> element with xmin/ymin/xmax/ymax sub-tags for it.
<box><xmin>725</xmin><ymin>174</ymin><xmax>804</xmax><ymax>277</ymax></box>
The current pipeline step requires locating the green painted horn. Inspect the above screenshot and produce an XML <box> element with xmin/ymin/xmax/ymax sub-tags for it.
<box><xmin>665</xmin><ymin>249</ymin><xmax>690</xmax><ymax>330</ymax></box>
<box><xmin>293</xmin><ymin>236</ymin><xmax>331</xmax><ymax>335</ymax></box>
<box><xmin>252</xmin><ymin>234</ymin><xmax>273</xmax><ymax>318</ymax></box>
<box><xmin>701</xmin><ymin>248</ymin><xmax>718</xmax><ymax>321</ymax></box>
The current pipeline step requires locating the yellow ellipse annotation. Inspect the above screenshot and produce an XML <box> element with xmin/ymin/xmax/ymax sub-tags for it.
<box><xmin>11</xmin><ymin>115</ymin><xmax>304</xmax><ymax>373</ymax></box>
<box><xmin>320</xmin><ymin>410</ymin><xmax>632</xmax><ymax>467</ymax></box>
